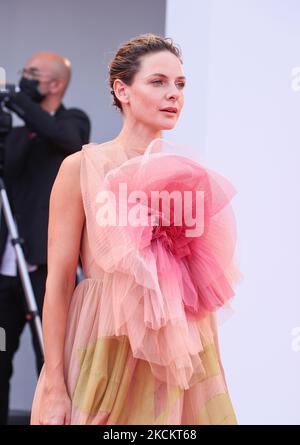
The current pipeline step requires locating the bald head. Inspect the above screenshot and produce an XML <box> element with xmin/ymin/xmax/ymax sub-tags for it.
<box><xmin>25</xmin><ymin>51</ymin><xmax>71</xmax><ymax>96</ymax></box>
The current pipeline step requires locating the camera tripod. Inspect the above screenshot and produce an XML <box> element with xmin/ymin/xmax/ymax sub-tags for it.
<box><xmin>0</xmin><ymin>104</ymin><xmax>44</xmax><ymax>358</ymax></box>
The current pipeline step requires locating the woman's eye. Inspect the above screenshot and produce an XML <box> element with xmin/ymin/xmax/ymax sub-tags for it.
<box><xmin>151</xmin><ymin>79</ymin><xmax>185</xmax><ymax>89</ymax></box>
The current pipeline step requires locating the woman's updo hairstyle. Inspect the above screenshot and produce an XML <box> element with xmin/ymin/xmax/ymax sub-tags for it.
<box><xmin>108</xmin><ymin>33</ymin><xmax>182</xmax><ymax>112</ymax></box>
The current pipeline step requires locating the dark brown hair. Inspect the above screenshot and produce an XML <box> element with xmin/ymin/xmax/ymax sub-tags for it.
<box><xmin>108</xmin><ymin>33</ymin><xmax>182</xmax><ymax>112</ymax></box>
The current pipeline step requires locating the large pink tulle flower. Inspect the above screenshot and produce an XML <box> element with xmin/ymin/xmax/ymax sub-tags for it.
<box><xmin>102</xmin><ymin>146</ymin><xmax>239</xmax><ymax>321</ymax></box>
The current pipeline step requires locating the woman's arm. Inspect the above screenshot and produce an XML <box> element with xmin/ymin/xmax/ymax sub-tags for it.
<box><xmin>39</xmin><ymin>151</ymin><xmax>85</xmax><ymax>424</ymax></box>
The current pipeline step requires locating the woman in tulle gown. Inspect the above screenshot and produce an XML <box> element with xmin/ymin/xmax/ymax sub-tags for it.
<box><xmin>30</xmin><ymin>33</ymin><xmax>242</xmax><ymax>425</ymax></box>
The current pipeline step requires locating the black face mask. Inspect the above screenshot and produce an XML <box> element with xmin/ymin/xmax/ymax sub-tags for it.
<box><xmin>19</xmin><ymin>76</ymin><xmax>47</xmax><ymax>103</ymax></box>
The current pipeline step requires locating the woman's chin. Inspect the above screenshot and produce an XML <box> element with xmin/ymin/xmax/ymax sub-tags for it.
<box><xmin>147</xmin><ymin>119</ymin><xmax>177</xmax><ymax>132</ymax></box>
<box><xmin>158</xmin><ymin>120</ymin><xmax>177</xmax><ymax>131</ymax></box>
<box><xmin>162</xmin><ymin>123</ymin><xmax>176</xmax><ymax>130</ymax></box>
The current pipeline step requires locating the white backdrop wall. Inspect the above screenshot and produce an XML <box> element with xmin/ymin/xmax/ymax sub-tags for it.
<box><xmin>166</xmin><ymin>0</ymin><xmax>300</xmax><ymax>425</ymax></box>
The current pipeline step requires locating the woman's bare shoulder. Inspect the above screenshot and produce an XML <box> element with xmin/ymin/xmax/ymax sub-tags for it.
<box><xmin>61</xmin><ymin>149</ymin><xmax>82</xmax><ymax>167</ymax></box>
<box><xmin>52</xmin><ymin>150</ymin><xmax>83</xmax><ymax>198</ymax></box>
<box><xmin>58</xmin><ymin>141</ymin><xmax>118</xmax><ymax>178</ymax></box>
<box><xmin>59</xmin><ymin>150</ymin><xmax>82</xmax><ymax>177</ymax></box>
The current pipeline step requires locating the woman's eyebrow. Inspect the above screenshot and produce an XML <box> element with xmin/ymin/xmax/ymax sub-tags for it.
<box><xmin>147</xmin><ymin>73</ymin><xmax>186</xmax><ymax>80</ymax></box>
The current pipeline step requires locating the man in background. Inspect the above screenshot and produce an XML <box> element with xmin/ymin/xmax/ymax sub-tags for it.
<box><xmin>0</xmin><ymin>51</ymin><xmax>90</xmax><ymax>424</ymax></box>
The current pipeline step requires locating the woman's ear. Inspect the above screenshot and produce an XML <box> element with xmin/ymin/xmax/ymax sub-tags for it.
<box><xmin>113</xmin><ymin>79</ymin><xmax>129</xmax><ymax>106</ymax></box>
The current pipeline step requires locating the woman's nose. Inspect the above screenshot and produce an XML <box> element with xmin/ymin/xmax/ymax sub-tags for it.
<box><xmin>166</xmin><ymin>85</ymin><xmax>180</xmax><ymax>101</ymax></box>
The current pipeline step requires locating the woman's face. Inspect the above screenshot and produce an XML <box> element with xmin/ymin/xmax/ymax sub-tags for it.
<box><xmin>123</xmin><ymin>50</ymin><xmax>186</xmax><ymax>131</ymax></box>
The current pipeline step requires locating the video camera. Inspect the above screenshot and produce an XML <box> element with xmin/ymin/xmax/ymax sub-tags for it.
<box><xmin>0</xmin><ymin>83</ymin><xmax>19</xmax><ymax>104</ymax></box>
<box><xmin>0</xmin><ymin>84</ymin><xmax>21</xmax><ymax>144</ymax></box>
<box><xmin>0</xmin><ymin>85</ymin><xmax>21</xmax><ymax>172</ymax></box>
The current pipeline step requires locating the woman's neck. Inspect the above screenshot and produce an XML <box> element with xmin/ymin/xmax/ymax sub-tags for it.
<box><xmin>113</xmin><ymin>124</ymin><xmax>162</xmax><ymax>155</ymax></box>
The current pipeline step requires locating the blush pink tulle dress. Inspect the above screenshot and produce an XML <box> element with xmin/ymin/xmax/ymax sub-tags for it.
<box><xmin>30</xmin><ymin>138</ymin><xmax>242</xmax><ymax>425</ymax></box>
